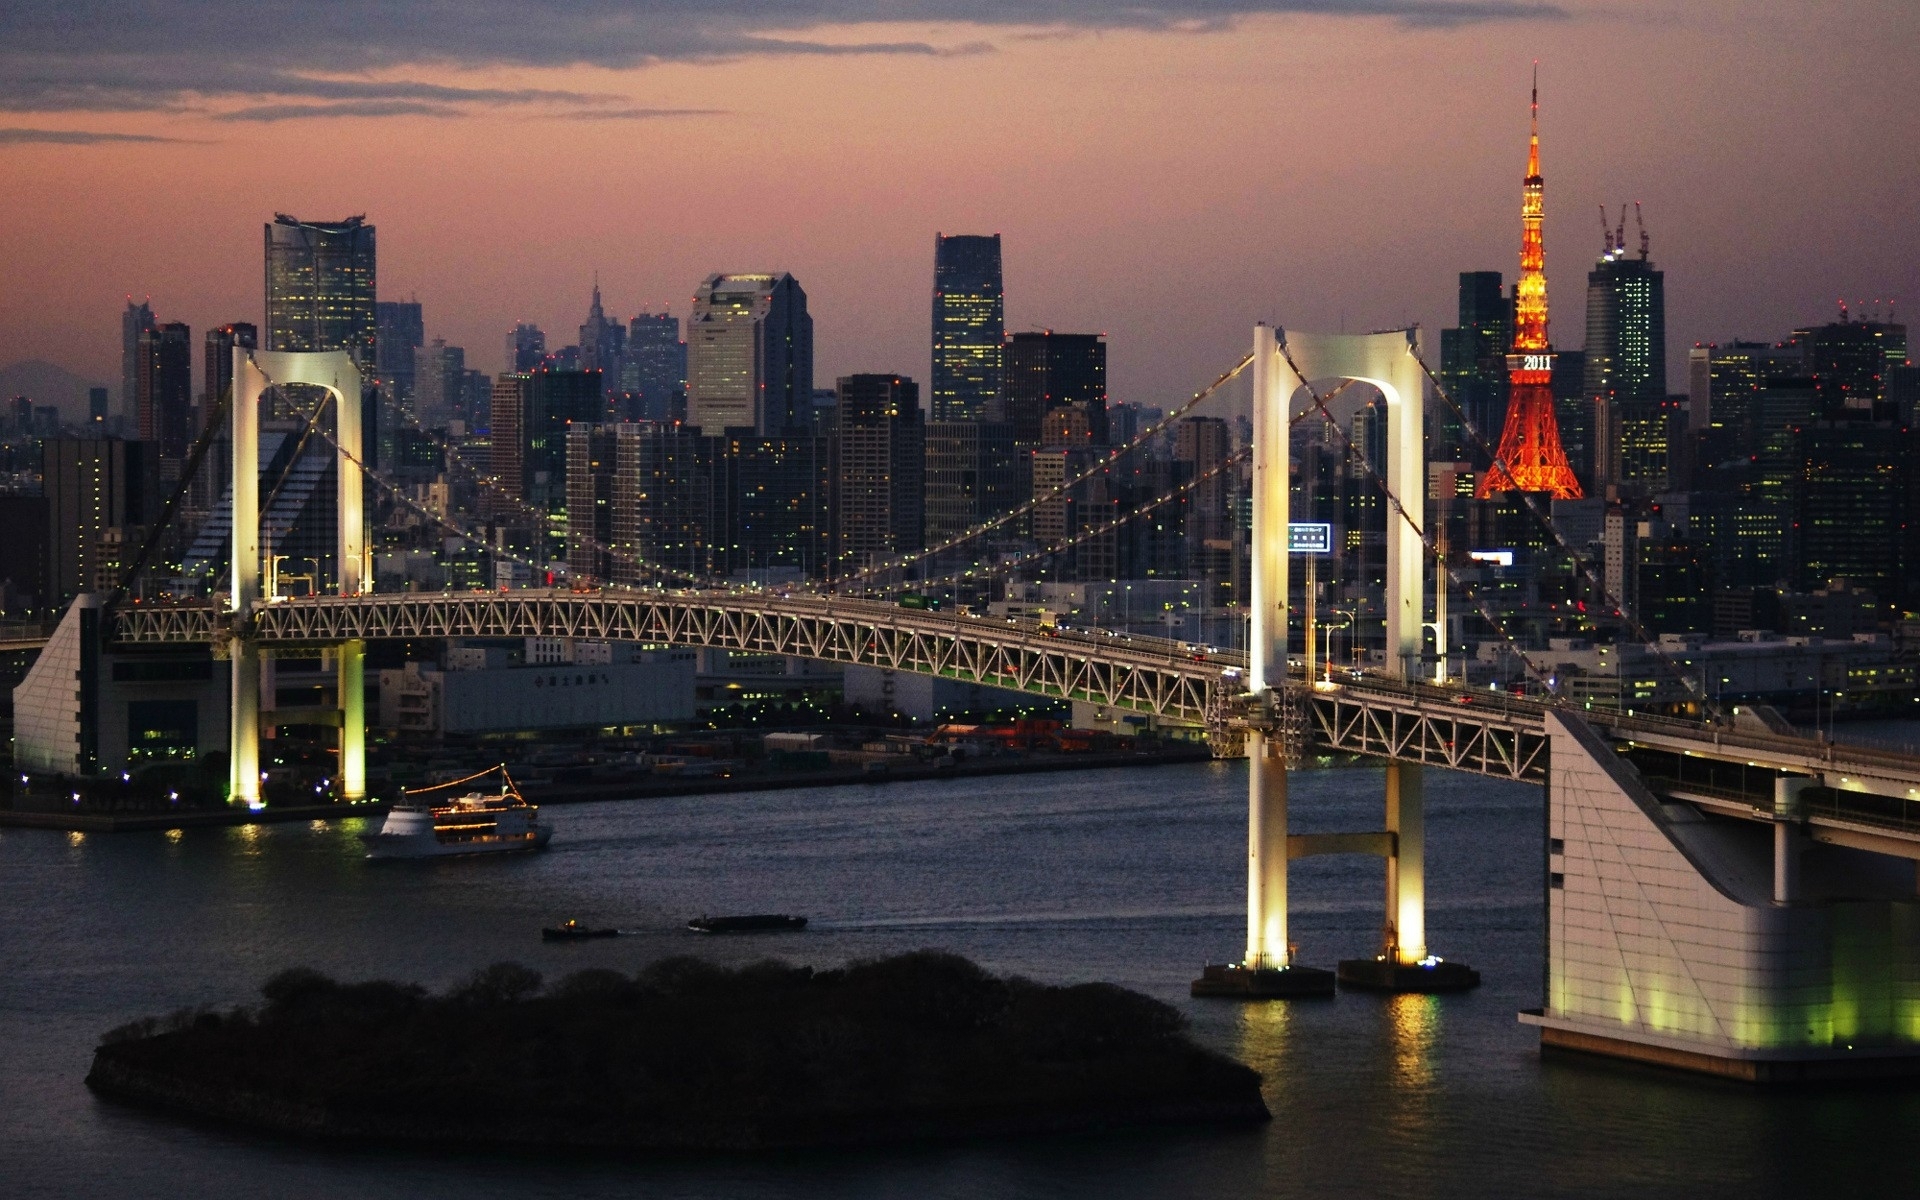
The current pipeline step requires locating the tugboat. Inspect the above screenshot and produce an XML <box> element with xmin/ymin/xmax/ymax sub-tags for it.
<box><xmin>543</xmin><ymin>919</ymin><xmax>619</xmax><ymax>942</ymax></box>
<box><xmin>362</xmin><ymin>766</ymin><xmax>552</xmax><ymax>860</ymax></box>
<box><xmin>687</xmin><ymin>914</ymin><xmax>808</xmax><ymax>934</ymax></box>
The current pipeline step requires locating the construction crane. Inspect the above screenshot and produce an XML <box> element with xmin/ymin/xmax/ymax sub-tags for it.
<box><xmin>1634</xmin><ymin>200</ymin><xmax>1649</xmax><ymax>260</ymax></box>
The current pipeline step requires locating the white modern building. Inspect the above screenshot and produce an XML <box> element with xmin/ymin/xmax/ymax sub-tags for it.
<box><xmin>377</xmin><ymin>639</ymin><xmax>696</xmax><ymax>734</ymax></box>
<box><xmin>685</xmin><ymin>273</ymin><xmax>812</xmax><ymax>434</ymax></box>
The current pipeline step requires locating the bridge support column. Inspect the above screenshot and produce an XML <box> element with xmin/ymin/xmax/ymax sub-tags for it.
<box><xmin>1385</xmin><ymin>761</ymin><xmax>1426</xmax><ymax>963</ymax></box>
<box><xmin>1245</xmin><ymin>731</ymin><xmax>1289</xmax><ymax>967</ymax></box>
<box><xmin>338</xmin><ymin>640</ymin><xmax>366</xmax><ymax>801</ymax></box>
<box><xmin>229</xmin><ymin>639</ymin><xmax>261</xmax><ymax>809</ymax></box>
<box><xmin>1338</xmin><ymin>759</ymin><xmax>1477</xmax><ymax>992</ymax></box>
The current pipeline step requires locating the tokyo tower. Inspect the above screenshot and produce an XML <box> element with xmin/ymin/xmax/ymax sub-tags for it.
<box><xmin>1477</xmin><ymin>68</ymin><xmax>1583</xmax><ymax>500</ymax></box>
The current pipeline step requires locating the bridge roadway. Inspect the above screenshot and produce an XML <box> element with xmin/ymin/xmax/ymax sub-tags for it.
<box><xmin>106</xmin><ymin>589</ymin><xmax>1920</xmax><ymax>853</ymax></box>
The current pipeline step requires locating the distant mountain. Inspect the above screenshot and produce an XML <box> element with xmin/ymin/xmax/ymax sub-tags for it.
<box><xmin>0</xmin><ymin>359</ymin><xmax>109</xmax><ymax>423</ymax></box>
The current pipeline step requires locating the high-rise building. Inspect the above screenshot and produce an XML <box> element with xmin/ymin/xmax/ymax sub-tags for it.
<box><xmin>578</xmin><ymin>283</ymin><xmax>626</xmax><ymax>378</ymax></box>
<box><xmin>565</xmin><ymin>425</ymin><xmax>619</xmax><ymax>582</ymax></box>
<box><xmin>120</xmin><ymin>298</ymin><xmax>154</xmax><ymax>430</ymax></box>
<box><xmin>705</xmin><ymin>432</ymin><xmax>832</xmax><ymax>579</ymax></box>
<box><xmin>375</xmin><ymin>300</ymin><xmax>424</xmax><ymax>412</ymax></box>
<box><xmin>623</xmin><ymin>312</ymin><xmax>686</xmax><ymax>421</ymax></box>
<box><xmin>833</xmin><ymin>374</ymin><xmax>923</xmax><ymax>578</ymax></box>
<box><xmin>1793</xmin><ymin>313</ymin><xmax>1909</xmax><ymax>415</ymax></box>
<box><xmin>1438</xmin><ymin>271</ymin><xmax>1509</xmax><ymax>457</ymax></box>
<box><xmin>87</xmin><ymin>387</ymin><xmax>109</xmax><ymax>428</ymax></box>
<box><xmin>1792</xmin><ymin>419</ymin><xmax>1913</xmax><ymax>604</ymax></box>
<box><xmin>1478</xmin><ymin>74</ymin><xmax>1582</xmax><ymax>500</ymax></box>
<box><xmin>264</xmin><ymin>214</ymin><xmax>376</xmax><ymax>365</ymax></box>
<box><xmin>506</xmin><ymin>323</ymin><xmax>547</xmax><ymax>373</ymax></box>
<box><xmin>488</xmin><ymin>374</ymin><xmax>529</xmax><ymax>506</ymax></box>
<box><xmin>203</xmin><ymin>323</ymin><xmax>257</xmax><ymax>418</ymax></box>
<box><xmin>43</xmin><ymin>438</ymin><xmax>160</xmax><ymax>603</ymax></box>
<box><xmin>414</xmin><ymin>339</ymin><xmax>465</xmax><ymax>427</ymax></box>
<box><xmin>923</xmin><ymin>421</ymin><xmax>1021</xmax><ymax>548</ymax></box>
<box><xmin>1583</xmin><ymin>217</ymin><xmax>1668</xmax><ymax>493</ymax></box>
<box><xmin>931</xmin><ymin>234</ymin><xmax>1005</xmax><ymax>422</ymax></box>
<box><xmin>1003</xmin><ymin>331</ymin><xmax>1107</xmax><ymax>446</ymax></box>
<box><xmin>611</xmin><ymin>422</ymin><xmax>709</xmax><ymax>584</ymax></box>
<box><xmin>491</xmin><ymin>369</ymin><xmax>604</xmax><ymax>512</ymax></box>
<box><xmin>136</xmin><ymin>322</ymin><xmax>193</xmax><ymax>458</ymax></box>
<box><xmin>686</xmin><ymin>274</ymin><xmax>813</xmax><ymax>435</ymax></box>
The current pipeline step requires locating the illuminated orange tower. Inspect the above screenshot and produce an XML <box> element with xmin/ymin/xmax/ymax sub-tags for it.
<box><xmin>1477</xmin><ymin>68</ymin><xmax>1583</xmax><ymax>499</ymax></box>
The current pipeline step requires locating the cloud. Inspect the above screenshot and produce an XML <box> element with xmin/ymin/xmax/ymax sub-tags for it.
<box><xmin>0</xmin><ymin>2</ymin><xmax>1568</xmax><ymax>116</ymax></box>
<box><xmin>213</xmin><ymin>99</ymin><xmax>464</xmax><ymax>122</ymax></box>
<box><xmin>544</xmin><ymin>107</ymin><xmax>730</xmax><ymax>121</ymax></box>
<box><xmin>0</xmin><ymin>126</ymin><xmax>193</xmax><ymax>144</ymax></box>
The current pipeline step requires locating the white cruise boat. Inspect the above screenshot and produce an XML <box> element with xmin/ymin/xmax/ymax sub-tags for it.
<box><xmin>361</xmin><ymin>767</ymin><xmax>552</xmax><ymax>860</ymax></box>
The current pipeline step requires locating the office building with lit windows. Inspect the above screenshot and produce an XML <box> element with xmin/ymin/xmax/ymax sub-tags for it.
<box><xmin>1584</xmin><ymin>246</ymin><xmax>1666</xmax><ymax>493</ymax></box>
<box><xmin>931</xmin><ymin>234</ymin><xmax>1004</xmax><ymax>422</ymax></box>
<box><xmin>264</xmin><ymin>214</ymin><xmax>376</xmax><ymax>365</ymax></box>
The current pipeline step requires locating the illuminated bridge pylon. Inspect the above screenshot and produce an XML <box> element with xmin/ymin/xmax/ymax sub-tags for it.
<box><xmin>227</xmin><ymin>348</ymin><xmax>369</xmax><ymax>809</ymax></box>
<box><xmin>1195</xmin><ymin>322</ymin><xmax>1476</xmax><ymax>997</ymax></box>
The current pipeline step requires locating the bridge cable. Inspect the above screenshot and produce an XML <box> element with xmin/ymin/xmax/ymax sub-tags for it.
<box><xmin>1412</xmin><ymin>352</ymin><xmax>1722</xmax><ymax>717</ymax></box>
<box><xmin>362</xmin><ymin>386</ymin><xmax>724</xmax><ymax>588</ymax></box>
<box><xmin>1275</xmin><ymin>340</ymin><xmax>1564</xmax><ymax>693</ymax></box>
<box><xmin>828</xmin><ymin>352</ymin><xmax>1257</xmax><ymax>590</ymax></box>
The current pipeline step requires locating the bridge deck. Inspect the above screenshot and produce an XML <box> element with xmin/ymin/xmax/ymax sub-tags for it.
<box><xmin>105</xmin><ymin>590</ymin><xmax>1920</xmax><ymax>847</ymax></box>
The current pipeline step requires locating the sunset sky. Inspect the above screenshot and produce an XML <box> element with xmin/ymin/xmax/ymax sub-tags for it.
<box><xmin>1</xmin><ymin>0</ymin><xmax>1914</xmax><ymax>409</ymax></box>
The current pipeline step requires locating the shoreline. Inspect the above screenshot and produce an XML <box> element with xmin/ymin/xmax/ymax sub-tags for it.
<box><xmin>0</xmin><ymin>747</ymin><xmax>1215</xmax><ymax>833</ymax></box>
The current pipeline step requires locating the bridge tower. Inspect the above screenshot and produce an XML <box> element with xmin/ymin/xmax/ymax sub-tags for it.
<box><xmin>227</xmin><ymin>350</ymin><xmax>367</xmax><ymax>808</ymax></box>
<box><xmin>1196</xmin><ymin>323</ymin><xmax>1476</xmax><ymax>998</ymax></box>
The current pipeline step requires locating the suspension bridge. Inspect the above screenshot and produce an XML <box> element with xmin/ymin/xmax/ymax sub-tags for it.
<box><xmin>15</xmin><ymin>323</ymin><xmax>1920</xmax><ymax>1082</ymax></box>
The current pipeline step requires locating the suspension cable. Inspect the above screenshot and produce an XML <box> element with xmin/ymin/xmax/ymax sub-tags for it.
<box><xmin>1413</xmin><ymin>352</ymin><xmax>1720</xmax><ymax>716</ymax></box>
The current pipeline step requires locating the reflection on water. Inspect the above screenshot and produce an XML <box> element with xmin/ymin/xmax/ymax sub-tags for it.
<box><xmin>3</xmin><ymin>761</ymin><xmax>1919</xmax><ymax>1199</ymax></box>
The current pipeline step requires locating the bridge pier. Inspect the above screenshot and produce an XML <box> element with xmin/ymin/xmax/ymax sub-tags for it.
<box><xmin>229</xmin><ymin>639</ymin><xmax>262</xmax><ymax>809</ymax></box>
<box><xmin>338</xmin><ymin>640</ymin><xmax>366</xmax><ymax>801</ymax></box>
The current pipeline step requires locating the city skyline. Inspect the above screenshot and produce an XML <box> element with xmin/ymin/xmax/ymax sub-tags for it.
<box><xmin>1</xmin><ymin>2</ymin><xmax>1914</xmax><ymax>410</ymax></box>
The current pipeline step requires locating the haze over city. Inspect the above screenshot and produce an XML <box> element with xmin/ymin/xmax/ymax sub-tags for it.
<box><xmin>3</xmin><ymin>0</ymin><xmax>1915</xmax><ymax>404</ymax></box>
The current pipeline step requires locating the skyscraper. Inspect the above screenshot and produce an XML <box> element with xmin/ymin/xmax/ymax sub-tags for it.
<box><xmin>1478</xmin><ymin>72</ymin><xmax>1582</xmax><ymax>500</ymax></box>
<box><xmin>578</xmin><ymin>283</ymin><xmax>625</xmax><ymax>377</ymax></box>
<box><xmin>492</xmin><ymin>368</ymin><xmax>604</xmax><ymax>512</ymax></box>
<box><xmin>136</xmin><ymin>322</ymin><xmax>193</xmax><ymax>458</ymax></box>
<box><xmin>375</xmin><ymin>300</ymin><xmax>423</xmax><ymax>411</ymax></box>
<box><xmin>1438</xmin><ymin>271</ymin><xmax>1510</xmax><ymax>458</ymax></box>
<box><xmin>686</xmin><ymin>274</ymin><xmax>813</xmax><ymax>435</ymax></box>
<box><xmin>1583</xmin><ymin>215</ymin><xmax>1668</xmax><ymax>493</ymax></box>
<box><xmin>203</xmin><ymin>323</ymin><xmax>257</xmax><ymax>415</ymax></box>
<box><xmin>833</xmin><ymin>374</ymin><xmax>923</xmax><ymax>577</ymax></box>
<box><xmin>923</xmin><ymin>421</ymin><xmax>1021</xmax><ymax>548</ymax></box>
<box><xmin>931</xmin><ymin>234</ymin><xmax>1005</xmax><ymax>422</ymax></box>
<box><xmin>1003</xmin><ymin>331</ymin><xmax>1108</xmax><ymax>446</ymax></box>
<box><xmin>264</xmin><ymin>214</ymin><xmax>376</xmax><ymax>365</ymax></box>
<box><xmin>120</xmin><ymin>298</ymin><xmax>154</xmax><ymax>430</ymax></box>
<box><xmin>43</xmin><ymin>438</ymin><xmax>160</xmax><ymax>603</ymax></box>
<box><xmin>506</xmin><ymin>323</ymin><xmax>547</xmax><ymax>373</ymax></box>
<box><xmin>623</xmin><ymin>312</ymin><xmax>686</xmax><ymax>421</ymax></box>
<box><xmin>1794</xmin><ymin>313</ymin><xmax>1909</xmax><ymax>414</ymax></box>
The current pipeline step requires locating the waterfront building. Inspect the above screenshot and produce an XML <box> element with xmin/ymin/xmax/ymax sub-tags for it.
<box><xmin>686</xmin><ymin>273</ymin><xmax>813</xmax><ymax>435</ymax></box>
<box><xmin>931</xmin><ymin>234</ymin><xmax>1005</xmax><ymax>422</ymax></box>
